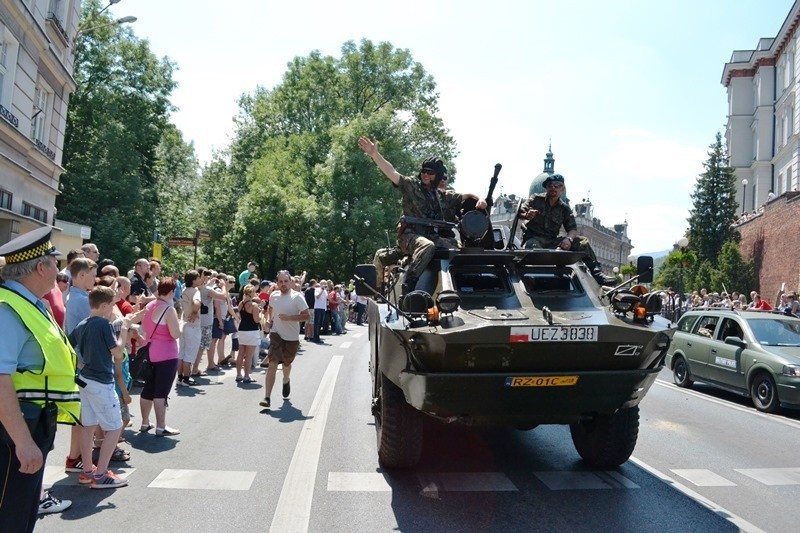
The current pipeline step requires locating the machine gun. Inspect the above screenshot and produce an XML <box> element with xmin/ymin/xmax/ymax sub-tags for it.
<box><xmin>459</xmin><ymin>163</ymin><xmax>502</xmax><ymax>249</ymax></box>
<box><xmin>399</xmin><ymin>215</ymin><xmax>457</xmax><ymax>231</ymax></box>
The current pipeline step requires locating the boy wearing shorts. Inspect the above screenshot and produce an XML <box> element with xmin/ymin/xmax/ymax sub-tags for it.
<box><xmin>68</xmin><ymin>286</ymin><xmax>129</xmax><ymax>489</ymax></box>
<box><xmin>259</xmin><ymin>271</ymin><xmax>310</xmax><ymax>409</ymax></box>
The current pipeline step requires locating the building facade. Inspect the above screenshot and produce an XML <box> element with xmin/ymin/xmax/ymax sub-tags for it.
<box><xmin>722</xmin><ymin>1</ymin><xmax>800</xmax><ymax>213</ymax></box>
<box><xmin>0</xmin><ymin>0</ymin><xmax>83</xmax><ymax>257</ymax></box>
<box><xmin>490</xmin><ymin>147</ymin><xmax>632</xmax><ymax>274</ymax></box>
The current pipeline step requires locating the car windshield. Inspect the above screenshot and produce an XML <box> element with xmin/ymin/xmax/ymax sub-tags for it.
<box><xmin>747</xmin><ymin>318</ymin><xmax>800</xmax><ymax>346</ymax></box>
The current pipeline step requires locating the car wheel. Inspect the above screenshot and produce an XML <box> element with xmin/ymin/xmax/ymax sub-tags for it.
<box><xmin>750</xmin><ymin>372</ymin><xmax>780</xmax><ymax>413</ymax></box>
<box><xmin>672</xmin><ymin>356</ymin><xmax>693</xmax><ymax>388</ymax></box>
<box><xmin>569</xmin><ymin>406</ymin><xmax>639</xmax><ymax>469</ymax></box>
<box><xmin>376</xmin><ymin>373</ymin><xmax>423</xmax><ymax>468</ymax></box>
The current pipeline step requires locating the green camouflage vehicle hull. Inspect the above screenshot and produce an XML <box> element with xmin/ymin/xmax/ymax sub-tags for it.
<box><xmin>358</xmin><ymin>248</ymin><xmax>674</xmax><ymax>469</ymax></box>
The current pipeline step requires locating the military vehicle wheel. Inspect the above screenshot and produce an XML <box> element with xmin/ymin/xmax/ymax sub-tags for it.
<box><xmin>569</xmin><ymin>406</ymin><xmax>639</xmax><ymax>469</ymax></box>
<box><xmin>376</xmin><ymin>373</ymin><xmax>422</xmax><ymax>468</ymax></box>
<box><xmin>672</xmin><ymin>356</ymin><xmax>693</xmax><ymax>388</ymax></box>
<box><xmin>750</xmin><ymin>372</ymin><xmax>779</xmax><ymax>413</ymax></box>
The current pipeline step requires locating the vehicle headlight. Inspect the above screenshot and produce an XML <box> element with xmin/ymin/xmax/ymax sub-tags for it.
<box><xmin>782</xmin><ymin>365</ymin><xmax>800</xmax><ymax>377</ymax></box>
<box><xmin>436</xmin><ymin>290</ymin><xmax>460</xmax><ymax>314</ymax></box>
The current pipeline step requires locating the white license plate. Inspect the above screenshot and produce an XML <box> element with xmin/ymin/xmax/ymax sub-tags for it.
<box><xmin>510</xmin><ymin>326</ymin><xmax>598</xmax><ymax>343</ymax></box>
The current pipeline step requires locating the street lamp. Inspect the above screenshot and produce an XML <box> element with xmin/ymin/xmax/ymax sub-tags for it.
<box><xmin>97</xmin><ymin>0</ymin><xmax>122</xmax><ymax>17</ymax></box>
<box><xmin>73</xmin><ymin>16</ymin><xmax>137</xmax><ymax>46</ymax></box>
<box><xmin>741</xmin><ymin>178</ymin><xmax>748</xmax><ymax>215</ymax></box>
<box><xmin>676</xmin><ymin>237</ymin><xmax>689</xmax><ymax>320</ymax></box>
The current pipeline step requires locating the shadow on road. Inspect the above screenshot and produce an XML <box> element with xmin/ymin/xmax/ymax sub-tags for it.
<box><xmin>261</xmin><ymin>399</ymin><xmax>313</xmax><ymax>423</ymax></box>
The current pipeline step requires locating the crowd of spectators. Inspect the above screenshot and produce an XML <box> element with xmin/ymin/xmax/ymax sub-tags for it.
<box><xmin>21</xmin><ymin>246</ymin><xmax>367</xmax><ymax>516</ymax></box>
<box><xmin>663</xmin><ymin>286</ymin><xmax>800</xmax><ymax>318</ymax></box>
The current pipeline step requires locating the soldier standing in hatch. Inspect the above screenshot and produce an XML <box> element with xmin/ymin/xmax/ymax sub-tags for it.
<box><xmin>520</xmin><ymin>173</ymin><xmax>614</xmax><ymax>285</ymax></box>
<box><xmin>358</xmin><ymin>136</ymin><xmax>486</xmax><ymax>294</ymax></box>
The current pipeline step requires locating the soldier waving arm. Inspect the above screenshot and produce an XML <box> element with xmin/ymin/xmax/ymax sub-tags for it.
<box><xmin>358</xmin><ymin>137</ymin><xmax>401</xmax><ymax>186</ymax></box>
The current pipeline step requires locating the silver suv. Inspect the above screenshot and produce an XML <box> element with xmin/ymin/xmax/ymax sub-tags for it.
<box><xmin>666</xmin><ymin>309</ymin><xmax>800</xmax><ymax>412</ymax></box>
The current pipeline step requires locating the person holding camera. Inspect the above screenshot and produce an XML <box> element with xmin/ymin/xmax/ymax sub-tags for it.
<box><xmin>357</xmin><ymin>136</ymin><xmax>486</xmax><ymax>294</ymax></box>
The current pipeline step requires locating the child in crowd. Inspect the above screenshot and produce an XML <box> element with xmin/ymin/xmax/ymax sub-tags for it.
<box><xmin>68</xmin><ymin>286</ymin><xmax>130</xmax><ymax>489</ymax></box>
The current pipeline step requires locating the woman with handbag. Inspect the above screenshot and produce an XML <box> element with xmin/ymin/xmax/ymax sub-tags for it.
<box><xmin>235</xmin><ymin>285</ymin><xmax>261</xmax><ymax>383</ymax></box>
<box><xmin>139</xmin><ymin>278</ymin><xmax>182</xmax><ymax>437</ymax></box>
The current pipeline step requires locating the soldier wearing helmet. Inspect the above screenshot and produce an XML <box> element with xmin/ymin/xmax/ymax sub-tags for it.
<box><xmin>358</xmin><ymin>136</ymin><xmax>486</xmax><ymax>294</ymax></box>
<box><xmin>520</xmin><ymin>173</ymin><xmax>614</xmax><ymax>286</ymax></box>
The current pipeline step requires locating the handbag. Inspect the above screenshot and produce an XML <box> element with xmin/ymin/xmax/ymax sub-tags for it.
<box><xmin>130</xmin><ymin>306</ymin><xmax>169</xmax><ymax>383</ymax></box>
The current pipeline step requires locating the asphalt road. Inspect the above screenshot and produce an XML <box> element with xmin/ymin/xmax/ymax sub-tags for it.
<box><xmin>35</xmin><ymin>327</ymin><xmax>798</xmax><ymax>532</ymax></box>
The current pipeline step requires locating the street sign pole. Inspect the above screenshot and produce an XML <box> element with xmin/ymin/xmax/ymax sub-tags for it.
<box><xmin>193</xmin><ymin>229</ymin><xmax>199</xmax><ymax>270</ymax></box>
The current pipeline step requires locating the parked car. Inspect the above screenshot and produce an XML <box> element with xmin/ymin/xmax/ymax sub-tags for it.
<box><xmin>666</xmin><ymin>309</ymin><xmax>800</xmax><ymax>412</ymax></box>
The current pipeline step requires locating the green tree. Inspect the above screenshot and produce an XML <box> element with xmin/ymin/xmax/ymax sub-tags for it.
<box><xmin>686</xmin><ymin>132</ymin><xmax>739</xmax><ymax>266</ymax></box>
<box><xmin>214</xmin><ymin>39</ymin><xmax>456</xmax><ymax>279</ymax></box>
<box><xmin>655</xmin><ymin>248</ymin><xmax>696</xmax><ymax>292</ymax></box>
<box><xmin>57</xmin><ymin>0</ymin><xmax>177</xmax><ymax>269</ymax></box>
<box><xmin>711</xmin><ymin>240</ymin><xmax>755</xmax><ymax>295</ymax></box>
<box><xmin>689</xmin><ymin>259</ymin><xmax>716</xmax><ymax>294</ymax></box>
<box><xmin>154</xmin><ymin>125</ymin><xmax>200</xmax><ymax>274</ymax></box>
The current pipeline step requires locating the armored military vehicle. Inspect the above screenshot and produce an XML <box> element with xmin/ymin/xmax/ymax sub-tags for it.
<box><xmin>354</xmin><ymin>170</ymin><xmax>674</xmax><ymax>469</ymax></box>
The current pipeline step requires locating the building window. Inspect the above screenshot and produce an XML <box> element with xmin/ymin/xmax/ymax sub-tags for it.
<box><xmin>22</xmin><ymin>202</ymin><xmax>48</xmax><ymax>223</ymax></box>
<box><xmin>0</xmin><ymin>189</ymin><xmax>11</xmax><ymax>210</ymax></box>
<box><xmin>0</xmin><ymin>25</ymin><xmax>19</xmax><ymax>109</ymax></box>
<box><xmin>787</xmin><ymin>167</ymin><xmax>793</xmax><ymax>194</ymax></box>
<box><xmin>48</xmin><ymin>0</ymin><xmax>65</xmax><ymax>24</ymax></box>
<box><xmin>31</xmin><ymin>84</ymin><xmax>51</xmax><ymax>144</ymax></box>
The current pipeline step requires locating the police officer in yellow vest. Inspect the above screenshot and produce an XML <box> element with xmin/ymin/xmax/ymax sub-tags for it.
<box><xmin>0</xmin><ymin>226</ymin><xmax>80</xmax><ymax>532</ymax></box>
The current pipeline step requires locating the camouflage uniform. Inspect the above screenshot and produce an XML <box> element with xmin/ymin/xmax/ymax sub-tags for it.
<box><xmin>396</xmin><ymin>175</ymin><xmax>461</xmax><ymax>280</ymax></box>
<box><xmin>520</xmin><ymin>193</ymin><xmax>600</xmax><ymax>264</ymax></box>
<box><xmin>372</xmin><ymin>246</ymin><xmax>403</xmax><ymax>293</ymax></box>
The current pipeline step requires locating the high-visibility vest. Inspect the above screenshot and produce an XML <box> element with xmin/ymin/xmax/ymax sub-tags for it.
<box><xmin>0</xmin><ymin>286</ymin><xmax>81</xmax><ymax>425</ymax></box>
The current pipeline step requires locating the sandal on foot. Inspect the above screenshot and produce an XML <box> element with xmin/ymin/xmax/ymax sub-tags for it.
<box><xmin>139</xmin><ymin>424</ymin><xmax>154</xmax><ymax>433</ymax></box>
<box><xmin>110</xmin><ymin>447</ymin><xmax>130</xmax><ymax>462</ymax></box>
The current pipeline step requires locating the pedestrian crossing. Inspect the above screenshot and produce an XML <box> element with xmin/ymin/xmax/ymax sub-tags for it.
<box><xmin>44</xmin><ymin>466</ymin><xmax>800</xmax><ymax>493</ymax></box>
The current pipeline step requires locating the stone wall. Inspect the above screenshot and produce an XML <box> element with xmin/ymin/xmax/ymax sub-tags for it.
<box><xmin>737</xmin><ymin>191</ymin><xmax>800</xmax><ymax>303</ymax></box>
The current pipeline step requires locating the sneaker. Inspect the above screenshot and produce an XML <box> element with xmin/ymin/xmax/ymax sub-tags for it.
<box><xmin>79</xmin><ymin>467</ymin><xmax>96</xmax><ymax>484</ymax></box>
<box><xmin>183</xmin><ymin>376</ymin><xmax>196</xmax><ymax>386</ymax></box>
<box><xmin>38</xmin><ymin>491</ymin><xmax>71</xmax><ymax>515</ymax></box>
<box><xmin>90</xmin><ymin>470</ymin><xmax>128</xmax><ymax>489</ymax></box>
<box><xmin>282</xmin><ymin>381</ymin><xmax>290</xmax><ymax>399</ymax></box>
<box><xmin>155</xmin><ymin>426</ymin><xmax>180</xmax><ymax>437</ymax></box>
<box><xmin>259</xmin><ymin>397</ymin><xmax>271</xmax><ymax>408</ymax></box>
<box><xmin>65</xmin><ymin>455</ymin><xmax>83</xmax><ymax>473</ymax></box>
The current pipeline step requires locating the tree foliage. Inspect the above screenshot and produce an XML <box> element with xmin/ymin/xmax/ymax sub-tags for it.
<box><xmin>711</xmin><ymin>240</ymin><xmax>755</xmax><ymax>295</ymax></box>
<box><xmin>686</xmin><ymin>132</ymin><xmax>739</xmax><ymax>265</ymax></box>
<box><xmin>198</xmin><ymin>39</ymin><xmax>456</xmax><ymax>280</ymax></box>
<box><xmin>57</xmin><ymin>0</ymin><xmax>179</xmax><ymax>269</ymax></box>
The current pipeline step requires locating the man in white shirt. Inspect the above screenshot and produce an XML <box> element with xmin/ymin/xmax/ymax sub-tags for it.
<box><xmin>259</xmin><ymin>271</ymin><xmax>310</xmax><ymax>409</ymax></box>
<box><xmin>311</xmin><ymin>280</ymin><xmax>329</xmax><ymax>343</ymax></box>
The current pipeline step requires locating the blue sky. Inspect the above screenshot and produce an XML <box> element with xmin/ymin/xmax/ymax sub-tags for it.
<box><xmin>117</xmin><ymin>0</ymin><xmax>795</xmax><ymax>254</ymax></box>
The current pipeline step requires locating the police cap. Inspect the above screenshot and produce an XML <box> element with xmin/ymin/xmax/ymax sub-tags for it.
<box><xmin>0</xmin><ymin>227</ymin><xmax>62</xmax><ymax>265</ymax></box>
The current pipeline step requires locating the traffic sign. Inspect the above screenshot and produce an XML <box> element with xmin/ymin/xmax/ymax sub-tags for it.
<box><xmin>168</xmin><ymin>237</ymin><xmax>196</xmax><ymax>247</ymax></box>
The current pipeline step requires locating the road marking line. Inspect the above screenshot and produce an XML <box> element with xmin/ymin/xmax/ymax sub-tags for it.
<box><xmin>270</xmin><ymin>356</ymin><xmax>343</xmax><ymax>533</ymax></box>
<box><xmin>339</xmin><ymin>341</ymin><xmax>352</xmax><ymax>349</ymax></box>
<box><xmin>533</xmin><ymin>471</ymin><xmax>637</xmax><ymax>490</ymax></box>
<box><xmin>655</xmin><ymin>379</ymin><xmax>800</xmax><ymax>430</ymax></box>
<box><xmin>671</xmin><ymin>469</ymin><xmax>736</xmax><ymax>487</ymax></box>
<box><xmin>736</xmin><ymin>468</ymin><xmax>800</xmax><ymax>485</ymax></box>
<box><xmin>351</xmin><ymin>333</ymin><xmax>363</xmax><ymax>339</ymax></box>
<box><xmin>418</xmin><ymin>472</ymin><xmax>517</xmax><ymax>492</ymax></box>
<box><xmin>328</xmin><ymin>472</ymin><xmax>392</xmax><ymax>491</ymax></box>
<box><xmin>149</xmin><ymin>469</ymin><xmax>256</xmax><ymax>490</ymax></box>
<box><xmin>630</xmin><ymin>457</ymin><xmax>765</xmax><ymax>533</ymax></box>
